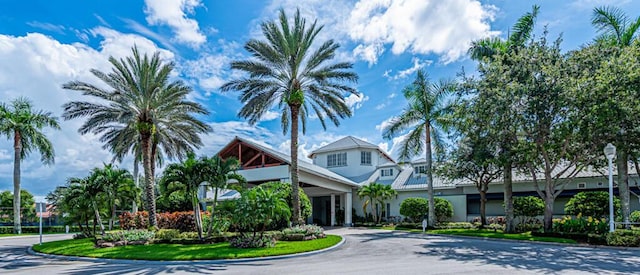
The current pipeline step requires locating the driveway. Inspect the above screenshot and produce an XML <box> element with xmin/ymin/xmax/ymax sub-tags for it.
<box><xmin>1</xmin><ymin>228</ymin><xmax>640</xmax><ymax>274</ymax></box>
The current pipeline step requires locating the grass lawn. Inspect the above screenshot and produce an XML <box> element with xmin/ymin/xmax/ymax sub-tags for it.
<box><xmin>427</xmin><ymin>229</ymin><xmax>577</xmax><ymax>244</ymax></box>
<box><xmin>32</xmin><ymin>234</ymin><xmax>342</xmax><ymax>261</ymax></box>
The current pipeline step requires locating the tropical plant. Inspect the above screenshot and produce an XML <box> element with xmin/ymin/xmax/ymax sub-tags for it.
<box><xmin>160</xmin><ymin>153</ymin><xmax>210</xmax><ymax>239</ymax></box>
<box><xmin>259</xmin><ymin>181</ymin><xmax>311</xmax><ymax>229</ymax></box>
<box><xmin>0</xmin><ymin>97</ymin><xmax>60</xmax><ymax>234</ymax></box>
<box><xmin>357</xmin><ymin>182</ymin><xmax>379</xmax><ymax>222</ymax></box>
<box><xmin>62</xmin><ymin>47</ymin><xmax>211</xmax><ymax>227</ymax></box>
<box><xmin>467</xmin><ymin>5</ymin><xmax>539</xmax><ymax>233</ymax></box>
<box><xmin>92</xmin><ymin>164</ymin><xmax>137</xmax><ymax>230</ymax></box>
<box><xmin>203</xmin><ymin>156</ymin><xmax>246</xmax><ymax>237</ymax></box>
<box><xmin>513</xmin><ymin>196</ymin><xmax>544</xmax><ymax>231</ymax></box>
<box><xmin>0</xmin><ymin>190</ymin><xmax>36</xmax><ymax>223</ymax></box>
<box><xmin>221</xmin><ymin>8</ymin><xmax>358</xmax><ymax>225</ymax></box>
<box><xmin>68</xmin><ymin>171</ymin><xmax>110</xmax><ymax>235</ymax></box>
<box><xmin>565</xmin><ymin>191</ymin><xmax>621</xmax><ymax>219</ymax></box>
<box><xmin>382</xmin><ymin>70</ymin><xmax>456</xmax><ymax>227</ymax></box>
<box><xmin>230</xmin><ymin>187</ymin><xmax>291</xmax><ymax>248</ymax></box>
<box><xmin>375</xmin><ymin>184</ymin><xmax>397</xmax><ymax>223</ymax></box>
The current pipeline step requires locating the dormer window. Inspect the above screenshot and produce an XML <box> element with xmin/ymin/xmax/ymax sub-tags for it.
<box><xmin>415</xmin><ymin>165</ymin><xmax>427</xmax><ymax>175</ymax></box>
<box><xmin>327</xmin><ymin>152</ymin><xmax>347</xmax><ymax>167</ymax></box>
<box><xmin>361</xmin><ymin>151</ymin><xmax>371</xmax><ymax>165</ymax></box>
<box><xmin>381</xmin><ymin>168</ymin><xmax>394</xmax><ymax>177</ymax></box>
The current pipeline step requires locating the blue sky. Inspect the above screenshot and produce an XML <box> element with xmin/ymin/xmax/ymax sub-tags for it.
<box><xmin>0</xmin><ymin>0</ymin><xmax>638</xmax><ymax>200</ymax></box>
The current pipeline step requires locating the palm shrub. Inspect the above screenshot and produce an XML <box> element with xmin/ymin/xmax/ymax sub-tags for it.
<box><xmin>229</xmin><ymin>187</ymin><xmax>291</xmax><ymax>248</ymax></box>
<box><xmin>565</xmin><ymin>191</ymin><xmax>620</xmax><ymax>218</ymax></box>
<box><xmin>260</xmin><ymin>181</ymin><xmax>311</xmax><ymax>229</ymax></box>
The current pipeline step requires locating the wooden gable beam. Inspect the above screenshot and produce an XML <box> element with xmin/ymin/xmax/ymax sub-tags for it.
<box><xmin>243</xmin><ymin>151</ymin><xmax>263</xmax><ymax>168</ymax></box>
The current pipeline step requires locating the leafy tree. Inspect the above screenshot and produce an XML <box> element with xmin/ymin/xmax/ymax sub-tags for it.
<box><xmin>0</xmin><ymin>189</ymin><xmax>36</xmax><ymax>223</ymax></box>
<box><xmin>0</xmin><ymin>97</ymin><xmax>60</xmax><ymax>233</ymax></box>
<box><xmin>382</xmin><ymin>70</ymin><xmax>455</xmax><ymax>227</ymax></box>
<box><xmin>161</xmin><ymin>154</ymin><xmax>211</xmax><ymax>239</ymax></box>
<box><xmin>467</xmin><ymin>5</ymin><xmax>539</xmax><ymax>233</ymax></box>
<box><xmin>62</xmin><ymin>47</ymin><xmax>211</xmax><ymax>227</ymax></box>
<box><xmin>399</xmin><ymin>197</ymin><xmax>428</xmax><ymax>223</ymax></box>
<box><xmin>439</xmin><ymin>100</ymin><xmax>501</xmax><ymax>227</ymax></box>
<box><xmin>586</xmin><ymin>6</ymin><xmax>640</xmax><ymax>226</ymax></box>
<box><xmin>92</xmin><ymin>164</ymin><xmax>137</xmax><ymax>230</ymax></box>
<box><xmin>221</xmin><ymin>9</ymin><xmax>358</xmax><ymax>225</ymax></box>
<box><xmin>565</xmin><ymin>191</ymin><xmax>621</xmax><ymax>219</ymax></box>
<box><xmin>204</xmin><ymin>156</ymin><xmax>246</xmax><ymax>237</ymax></box>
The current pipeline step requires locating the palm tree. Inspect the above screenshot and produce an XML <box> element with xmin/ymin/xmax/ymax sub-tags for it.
<box><xmin>382</xmin><ymin>70</ymin><xmax>455</xmax><ymax>227</ymax></box>
<box><xmin>62</xmin><ymin>47</ymin><xmax>211</xmax><ymax>227</ymax></box>
<box><xmin>69</xmin><ymin>172</ymin><xmax>107</xmax><ymax>236</ymax></box>
<box><xmin>204</xmin><ymin>156</ymin><xmax>245</xmax><ymax>237</ymax></box>
<box><xmin>161</xmin><ymin>153</ymin><xmax>209</xmax><ymax>239</ymax></box>
<box><xmin>590</xmin><ymin>6</ymin><xmax>640</xmax><ymax>227</ymax></box>
<box><xmin>357</xmin><ymin>183</ymin><xmax>378</xmax><ymax>222</ymax></box>
<box><xmin>0</xmin><ymin>97</ymin><xmax>60</xmax><ymax>234</ymax></box>
<box><xmin>221</xmin><ymin>8</ymin><xmax>358</xmax><ymax>225</ymax></box>
<box><xmin>468</xmin><ymin>5</ymin><xmax>539</xmax><ymax>233</ymax></box>
<box><xmin>376</xmin><ymin>184</ymin><xmax>397</xmax><ymax>223</ymax></box>
<box><xmin>93</xmin><ymin>164</ymin><xmax>136</xmax><ymax>230</ymax></box>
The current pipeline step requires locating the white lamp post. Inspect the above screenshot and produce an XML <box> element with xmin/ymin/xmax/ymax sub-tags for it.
<box><xmin>604</xmin><ymin>143</ymin><xmax>616</xmax><ymax>232</ymax></box>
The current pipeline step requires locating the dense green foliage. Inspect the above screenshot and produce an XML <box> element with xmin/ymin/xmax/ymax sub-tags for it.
<box><xmin>606</xmin><ymin>230</ymin><xmax>640</xmax><ymax>247</ymax></box>
<box><xmin>0</xmin><ymin>190</ymin><xmax>35</xmax><ymax>223</ymax></box>
<box><xmin>565</xmin><ymin>191</ymin><xmax>621</xmax><ymax>218</ymax></box>
<box><xmin>259</xmin><ymin>181</ymin><xmax>311</xmax><ymax>228</ymax></box>
<box><xmin>358</xmin><ymin>182</ymin><xmax>398</xmax><ymax>223</ymax></box>
<box><xmin>399</xmin><ymin>197</ymin><xmax>428</xmax><ymax>223</ymax></box>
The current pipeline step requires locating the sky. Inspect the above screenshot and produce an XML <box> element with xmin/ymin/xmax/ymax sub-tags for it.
<box><xmin>0</xmin><ymin>0</ymin><xmax>638</xmax><ymax>200</ymax></box>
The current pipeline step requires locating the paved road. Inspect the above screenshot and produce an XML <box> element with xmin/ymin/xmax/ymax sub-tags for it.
<box><xmin>2</xmin><ymin>229</ymin><xmax>640</xmax><ymax>274</ymax></box>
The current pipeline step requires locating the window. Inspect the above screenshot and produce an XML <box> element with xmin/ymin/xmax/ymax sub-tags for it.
<box><xmin>381</xmin><ymin>168</ymin><xmax>394</xmax><ymax>177</ymax></box>
<box><xmin>361</xmin><ymin>151</ymin><xmax>372</xmax><ymax>165</ymax></box>
<box><xmin>415</xmin><ymin>165</ymin><xmax>427</xmax><ymax>174</ymax></box>
<box><xmin>327</xmin><ymin>152</ymin><xmax>347</xmax><ymax>167</ymax></box>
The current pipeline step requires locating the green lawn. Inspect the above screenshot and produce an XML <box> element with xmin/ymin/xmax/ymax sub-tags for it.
<box><xmin>32</xmin><ymin>234</ymin><xmax>342</xmax><ymax>261</ymax></box>
<box><xmin>428</xmin><ymin>229</ymin><xmax>577</xmax><ymax>244</ymax></box>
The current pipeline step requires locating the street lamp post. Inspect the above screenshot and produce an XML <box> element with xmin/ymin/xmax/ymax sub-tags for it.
<box><xmin>604</xmin><ymin>143</ymin><xmax>616</xmax><ymax>232</ymax></box>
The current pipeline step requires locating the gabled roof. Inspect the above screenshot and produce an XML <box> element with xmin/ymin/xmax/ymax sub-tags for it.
<box><xmin>308</xmin><ymin>136</ymin><xmax>395</xmax><ymax>162</ymax></box>
<box><xmin>218</xmin><ymin>137</ymin><xmax>360</xmax><ymax>187</ymax></box>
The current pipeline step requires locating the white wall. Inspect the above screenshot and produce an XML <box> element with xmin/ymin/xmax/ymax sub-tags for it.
<box><xmin>313</xmin><ymin>149</ymin><xmax>384</xmax><ymax>178</ymax></box>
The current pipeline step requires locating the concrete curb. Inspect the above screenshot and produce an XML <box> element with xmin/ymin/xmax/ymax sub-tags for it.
<box><xmin>27</xmin><ymin>235</ymin><xmax>345</xmax><ymax>265</ymax></box>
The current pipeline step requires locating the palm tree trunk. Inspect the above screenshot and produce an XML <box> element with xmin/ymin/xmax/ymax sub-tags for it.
<box><xmin>109</xmin><ymin>202</ymin><xmax>116</xmax><ymax>230</ymax></box>
<box><xmin>425</xmin><ymin>124</ymin><xmax>435</xmax><ymax>227</ymax></box>
<box><xmin>132</xmin><ymin>160</ymin><xmax>139</xmax><ymax>213</ymax></box>
<box><xmin>141</xmin><ymin>135</ymin><xmax>157</xmax><ymax>227</ymax></box>
<box><xmin>617</xmin><ymin>149</ymin><xmax>630</xmax><ymax>228</ymax></box>
<box><xmin>290</xmin><ymin>105</ymin><xmax>303</xmax><ymax>225</ymax></box>
<box><xmin>206</xmin><ymin>187</ymin><xmax>219</xmax><ymax>237</ymax></box>
<box><xmin>92</xmin><ymin>200</ymin><xmax>105</xmax><ymax>235</ymax></box>
<box><xmin>193</xmin><ymin>195</ymin><xmax>203</xmax><ymax>240</ymax></box>
<box><xmin>13</xmin><ymin>131</ymin><xmax>22</xmax><ymax>234</ymax></box>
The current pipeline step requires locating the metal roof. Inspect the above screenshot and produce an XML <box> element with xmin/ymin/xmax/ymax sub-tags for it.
<box><xmin>230</xmin><ymin>137</ymin><xmax>360</xmax><ymax>188</ymax></box>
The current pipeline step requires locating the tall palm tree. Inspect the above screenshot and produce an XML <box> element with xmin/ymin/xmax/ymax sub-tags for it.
<box><xmin>221</xmin><ymin>8</ymin><xmax>358</xmax><ymax>225</ymax></box>
<box><xmin>204</xmin><ymin>156</ymin><xmax>245</xmax><ymax>237</ymax></box>
<box><xmin>590</xmin><ymin>6</ymin><xmax>640</xmax><ymax>227</ymax></box>
<box><xmin>0</xmin><ymin>97</ymin><xmax>60</xmax><ymax>234</ymax></box>
<box><xmin>468</xmin><ymin>5</ymin><xmax>539</xmax><ymax>233</ymax></box>
<box><xmin>161</xmin><ymin>153</ymin><xmax>209</xmax><ymax>239</ymax></box>
<box><xmin>382</xmin><ymin>70</ymin><xmax>455</xmax><ymax>227</ymax></box>
<box><xmin>62</xmin><ymin>47</ymin><xmax>211</xmax><ymax>227</ymax></box>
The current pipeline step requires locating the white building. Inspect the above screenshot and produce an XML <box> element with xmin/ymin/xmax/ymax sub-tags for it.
<box><xmin>214</xmin><ymin>136</ymin><xmax>640</xmax><ymax>225</ymax></box>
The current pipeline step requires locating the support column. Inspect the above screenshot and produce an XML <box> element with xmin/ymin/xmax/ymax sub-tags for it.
<box><xmin>345</xmin><ymin>191</ymin><xmax>352</xmax><ymax>227</ymax></box>
<box><xmin>330</xmin><ymin>194</ymin><xmax>336</xmax><ymax>226</ymax></box>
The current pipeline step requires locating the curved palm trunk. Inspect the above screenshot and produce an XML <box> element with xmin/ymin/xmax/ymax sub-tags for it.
<box><xmin>92</xmin><ymin>200</ymin><xmax>105</xmax><ymax>235</ymax></box>
<box><xmin>140</xmin><ymin>135</ymin><xmax>157</xmax><ymax>227</ymax></box>
<box><xmin>206</xmin><ymin>187</ymin><xmax>219</xmax><ymax>237</ymax></box>
<box><xmin>192</xmin><ymin>195</ymin><xmax>203</xmax><ymax>240</ymax></box>
<box><xmin>290</xmin><ymin>105</ymin><xmax>303</xmax><ymax>225</ymax></box>
<box><xmin>13</xmin><ymin>131</ymin><xmax>22</xmax><ymax>234</ymax></box>
<box><xmin>426</xmin><ymin>124</ymin><xmax>435</xmax><ymax>227</ymax></box>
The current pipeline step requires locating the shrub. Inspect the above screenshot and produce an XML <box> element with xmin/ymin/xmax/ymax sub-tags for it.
<box><xmin>435</xmin><ymin>222</ymin><xmax>476</xmax><ymax>229</ymax></box>
<box><xmin>552</xmin><ymin>215</ymin><xmax>608</xmax><ymax>235</ymax></box>
<box><xmin>433</xmin><ymin>198</ymin><xmax>454</xmax><ymax>223</ymax></box>
<box><xmin>630</xmin><ymin>210</ymin><xmax>640</xmax><ymax>223</ymax></box>
<box><xmin>606</xmin><ymin>230</ymin><xmax>640</xmax><ymax>247</ymax></box>
<box><xmin>281</xmin><ymin>224</ymin><xmax>325</xmax><ymax>241</ymax></box>
<box><xmin>0</xmin><ymin>226</ymin><xmax>81</xmax><ymax>234</ymax></box>
<box><xmin>230</xmin><ymin>234</ymin><xmax>276</xmax><ymax>248</ymax></box>
<box><xmin>400</xmin><ymin>198</ymin><xmax>428</xmax><ymax>222</ymax></box>
<box><xmin>154</xmin><ymin>229</ymin><xmax>181</xmax><ymax>242</ymax></box>
<box><xmin>514</xmin><ymin>196</ymin><xmax>544</xmax><ymax>218</ymax></box>
<box><xmin>259</xmin><ymin>181</ymin><xmax>312</xmax><ymax>229</ymax></box>
<box><xmin>565</xmin><ymin>191</ymin><xmax>620</xmax><ymax>218</ymax></box>
<box><xmin>120</xmin><ymin>211</ymin><xmax>206</xmax><ymax>232</ymax></box>
<box><xmin>100</xmin><ymin>229</ymin><xmax>155</xmax><ymax>244</ymax></box>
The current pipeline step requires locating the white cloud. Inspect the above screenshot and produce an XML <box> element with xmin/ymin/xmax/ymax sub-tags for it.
<box><xmin>384</xmin><ymin>57</ymin><xmax>432</xmax><ymax>80</ymax></box>
<box><xmin>198</xmin><ymin>121</ymin><xmax>278</xmax><ymax>156</ymax></box>
<box><xmin>571</xmin><ymin>0</ymin><xmax>631</xmax><ymax>9</ymax></box>
<box><xmin>122</xmin><ymin>18</ymin><xmax>178</xmax><ymax>53</ymax></box>
<box><xmin>375</xmin><ymin>103</ymin><xmax>386</xmax><ymax>110</ymax></box>
<box><xmin>347</xmin><ymin>0</ymin><xmax>498</xmax><ymax>63</ymax></box>
<box><xmin>375</xmin><ymin>117</ymin><xmax>395</xmax><ymax>132</ymax></box>
<box><xmin>344</xmin><ymin>92</ymin><xmax>369</xmax><ymax>111</ymax></box>
<box><xmin>353</xmin><ymin>43</ymin><xmax>385</xmax><ymax>65</ymax></box>
<box><xmin>0</xmin><ymin>31</ymin><xmax>172</xmax><ymax>197</ymax></box>
<box><xmin>143</xmin><ymin>0</ymin><xmax>206</xmax><ymax>47</ymax></box>
<box><xmin>377</xmin><ymin>142</ymin><xmax>389</xmax><ymax>154</ymax></box>
<box><xmin>26</xmin><ymin>21</ymin><xmax>66</xmax><ymax>34</ymax></box>
<box><xmin>179</xmin><ymin>40</ymin><xmax>241</xmax><ymax>93</ymax></box>
<box><xmin>260</xmin><ymin>111</ymin><xmax>280</xmax><ymax>122</ymax></box>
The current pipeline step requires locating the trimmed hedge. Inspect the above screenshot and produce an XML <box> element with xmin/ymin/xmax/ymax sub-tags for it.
<box><xmin>606</xmin><ymin>230</ymin><xmax>640</xmax><ymax>247</ymax></box>
<box><xmin>0</xmin><ymin>226</ymin><xmax>81</xmax><ymax>234</ymax></box>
